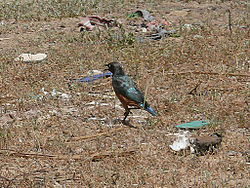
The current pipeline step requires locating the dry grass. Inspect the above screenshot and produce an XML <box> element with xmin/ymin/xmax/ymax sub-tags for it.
<box><xmin>0</xmin><ymin>0</ymin><xmax>249</xmax><ymax>187</ymax></box>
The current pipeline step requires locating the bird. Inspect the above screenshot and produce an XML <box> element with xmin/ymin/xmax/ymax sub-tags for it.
<box><xmin>105</xmin><ymin>62</ymin><xmax>157</xmax><ymax>121</ymax></box>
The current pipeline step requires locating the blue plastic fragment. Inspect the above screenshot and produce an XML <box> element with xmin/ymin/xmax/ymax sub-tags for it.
<box><xmin>70</xmin><ymin>72</ymin><xmax>111</xmax><ymax>83</ymax></box>
<box><xmin>175</xmin><ymin>120</ymin><xmax>210</xmax><ymax>129</ymax></box>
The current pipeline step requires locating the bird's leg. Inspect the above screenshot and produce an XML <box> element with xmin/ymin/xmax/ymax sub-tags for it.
<box><xmin>128</xmin><ymin>107</ymin><xmax>140</xmax><ymax>110</ymax></box>
<box><xmin>123</xmin><ymin>107</ymin><xmax>140</xmax><ymax>121</ymax></box>
<box><xmin>123</xmin><ymin>110</ymin><xmax>130</xmax><ymax>121</ymax></box>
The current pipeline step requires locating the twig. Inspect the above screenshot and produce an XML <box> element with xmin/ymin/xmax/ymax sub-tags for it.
<box><xmin>189</xmin><ymin>82</ymin><xmax>201</xmax><ymax>95</ymax></box>
<box><xmin>0</xmin><ymin>175</ymin><xmax>11</xmax><ymax>181</ymax></box>
<box><xmin>0</xmin><ymin>149</ymin><xmax>83</xmax><ymax>160</ymax></box>
<box><xmin>0</xmin><ymin>148</ymin><xmax>135</xmax><ymax>161</ymax></box>
<box><xmin>91</xmin><ymin>149</ymin><xmax>136</xmax><ymax>162</ymax></box>
<box><xmin>166</xmin><ymin>71</ymin><xmax>250</xmax><ymax>77</ymax></box>
<box><xmin>144</xmin><ymin>67</ymin><xmax>159</xmax><ymax>106</ymax></box>
<box><xmin>68</xmin><ymin>127</ymin><xmax>126</xmax><ymax>142</ymax></box>
<box><xmin>0</xmin><ymin>38</ymin><xmax>10</xmax><ymax>41</ymax></box>
<box><xmin>0</xmin><ymin>169</ymin><xmax>48</xmax><ymax>188</ymax></box>
<box><xmin>226</xmin><ymin>9</ymin><xmax>232</xmax><ymax>35</ymax></box>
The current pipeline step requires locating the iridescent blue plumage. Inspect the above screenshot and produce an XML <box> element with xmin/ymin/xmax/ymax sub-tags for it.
<box><xmin>105</xmin><ymin>62</ymin><xmax>157</xmax><ymax>121</ymax></box>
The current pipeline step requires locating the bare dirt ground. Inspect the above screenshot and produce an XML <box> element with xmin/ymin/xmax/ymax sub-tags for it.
<box><xmin>0</xmin><ymin>0</ymin><xmax>249</xmax><ymax>187</ymax></box>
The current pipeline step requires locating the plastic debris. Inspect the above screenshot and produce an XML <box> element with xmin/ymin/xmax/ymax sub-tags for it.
<box><xmin>227</xmin><ymin>150</ymin><xmax>238</xmax><ymax>156</ymax></box>
<box><xmin>0</xmin><ymin>38</ymin><xmax>10</xmax><ymax>41</ymax></box>
<box><xmin>146</xmin><ymin>28</ymin><xmax>178</xmax><ymax>40</ymax></box>
<box><xmin>41</xmin><ymin>87</ymin><xmax>48</xmax><ymax>95</ymax></box>
<box><xmin>182</xmin><ymin>23</ymin><xmax>194</xmax><ymax>31</ymax></box>
<box><xmin>169</xmin><ymin>131</ymin><xmax>192</xmax><ymax>152</ymax></box>
<box><xmin>127</xmin><ymin>12</ymin><xmax>140</xmax><ymax>19</ymax></box>
<box><xmin>78</xmin><ymin>16</ymin><xmax>117</xmax><ymax>31</ymax></box>
<box><xmin>193</xmin><ymin>133</ymin><xmax>222</xmax><ymax>153</ymax></box>
<box><xmin>135</xmin><ymin>10</ymin><xmax>155</xmax><ymax>23</ymax></box>
<box><xmin>129</xmin><ymin>10</ymin><xmax>178</xmax><ymax>40</ymax></box>
<box><xmin>87</xmin><ymin>70</ymin><xmax>103</xmax><ymax>75</ymax></box>
<box><xmin>70</xmin><ymin>72</ymin><xmax>111</xmax><ymax>83</ymax></box>
<box><xmin>15</xmin><ymin>53</ymin><xmax>47</xmax><ymax>63</ymax></box>
<box><xmin>40</xmin><ymin>88</ymin><xmax>70</xmax><ymax>100</ymax></box>
<box><xmin>51</xmin><ymin>89</ymin><xmax>70</xmax><ymax>99</ymax></box>
<box><xmin>170</xmin><ymin>131</ymin><xmax>222</xmax><ymax>154</ymax></box>
<box><xmin>175</xmin><ymin>120</ymin><xmax>210</xmax><ymax>129</ymax></box>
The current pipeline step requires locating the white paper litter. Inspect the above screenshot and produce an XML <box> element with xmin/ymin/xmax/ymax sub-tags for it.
<box><xmin>15</xmin><ymin>53</ymin><xmax>47</xmax><ymax>62</ymax></box>
<box><xmin>169</xmin><ymin>131</ymin><xmax>191</xmax><ymax>151</ymax></box>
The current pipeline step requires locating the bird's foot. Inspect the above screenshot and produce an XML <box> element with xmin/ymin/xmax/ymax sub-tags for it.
<box><xmin>121</xmin><ymin>119</ymin><xmax>137</xmax><ymax>128</ymax></box>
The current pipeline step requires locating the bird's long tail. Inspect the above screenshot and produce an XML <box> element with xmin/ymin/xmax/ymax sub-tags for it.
<box><xmin>145</xmin><ymin>106</ymin><xmax>157</xmax><ymax>116</ymax></box>
<box><xmin>139</xmin><ymin>103</ymin><xmax>157</xmax><ymax>116</ymax></box>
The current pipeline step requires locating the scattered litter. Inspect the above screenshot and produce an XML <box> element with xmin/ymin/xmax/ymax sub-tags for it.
<box><xmin>175</xmin><ymin>120</ymin><xmax>210</xmax><ymax>129</ymax></box>
<box><xmin>135</xmin><ymin>10</ymin><xmax>156</xmax><ymax>23</ymax></box>
<box><xmin>40</xmin><ymin>88</ymin><xmax>70</xmax><ymax>100</ymax></box>
<box><xmin>141</xmin><ymin>28</ymin><xmax>147</xmax><ymax>33</ymax></box>
<box><xmin>193</xmin><ymin>34</ymin><xmax>203</xmax><ymax>39</ymax></box>
<box><xmin>239</xmin><ymin>25</ymin><xmax>247</xmax><ymax>29</ymax></box>
<box><xmin>61</xmin><ymin>93</ymin><xmax>70</xmax><ymax>99</ymax></box>
<box><xmin>146</xmin><ymin>28</ymin><xmax>178</xmax><ymax>40</ymax></box>
<box><xmin>181</xmin><ymin>23</ymin><xmax>194</xmax><ymax>31</ymax></box>
<box><xmin>129</xmin><ymin>10</ymin><xmax>178</xmax><ymax>40</ymax></box>
<box><xmin>227</xmin><ymin>150</ymin><xmax>238</xmax><ymax>156</ymax></box>
<box><xmin>51</xmin><ymin>89</ymin><xmax>57</xmax><ymax>97</ymax></box>
<box><xmin>87</xmin><ymin>93</ymin><xmax>114</xmax><ymax>98</ymax></box>
<box><xmin>61</xmin><ymin>106</ymin><xmax>78</xmax><ymax>114</ymax></box>
<box><xmin>193</xmin><ymin>133</ymin><xmax>222</xmax><ymax>153</ymax></box>
<box><xmin>85</xmin><ymin>101</ymin><xmax>123</xmax><ymax>110</ymax></box>
<box><xmin>88</xmin><ymin>117</ymin><xmax>107</xmax><ymax>121</ymax></box>
<box><xmin>14</xmin><ymin>53</ymin><xmax>47</xmax><ymax>63</ymax></box>
<box><xmin>170</xmin><ymin>131</ymin><xmax>222</xmax><ymax>154</ymax></box>
<box><xmin>41</xmin><ymin>87</ymin><xmax>48</xmax><ymax>95</ymax></box>
<box><xmin>49</xmin><ymin>109</ymin><xmax>58</xmax><ymax>115</ymax></box>
<box><xmin>135</xmin><ymin>36</ymin><xmax>146</xmax><ymax>43</ymax></box>
<box><xmin>86</xmin><ymin>101</ymin><xmax>109</xmax><ymax>108</ymax></box>
<box><xmin>70</xmin><ymin>72</ymin><xmax>111</xmax><ymax>83</ymax></box>
<box><xmin>208</xmin><ymin>6</ymin><xmax>217</xmax><ymax>11</ymax></box>
<box><xmin>0</xmin><ymin>38</ymin><xmax>10</xmax><ymax>41</ymax></box>
<box><xmin>193</xmin><ymin>22</ymin><xmax>201</xmax><ymax>27</ymax></box>
<box><xmin>169</xmin><ymin>131</ymin><xmax>193</xmax><ymax>152</ymax></box>
<box><xmin>51</xmin><ymin>89</ymin><xmax>70</xmax><ymax>99</ymax></box>
<box><xmin>126</xmin><ymin>12</ymin><xmax>140</xmax><ymax>19</ymax></box>
<box><xmin>87</xmin><ymin>69</ymin><xmax>103</xmax><ymax>75</ymax></box>
<box><xmin>78</xmin><ymin>16</ymin><xmax>117</xmax><ymax>31</ymax></box>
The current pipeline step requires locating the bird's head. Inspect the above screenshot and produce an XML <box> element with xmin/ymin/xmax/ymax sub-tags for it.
<box><xmin>104</xmin><ymin>62</ymin><xmax>125</xmax><ymax>75</ymax></box>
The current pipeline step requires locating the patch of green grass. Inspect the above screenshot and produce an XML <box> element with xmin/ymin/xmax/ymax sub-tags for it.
<box><xmin>0</xmin><ymin>0</ymin><xmax>94</xmax><ymax>21</ymax></box>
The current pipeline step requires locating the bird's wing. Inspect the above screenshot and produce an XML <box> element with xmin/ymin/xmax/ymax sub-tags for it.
<box><xmin>112</xmin><ymin>76</ymin><xmax>145</xmax><ymax>104</ymax></box>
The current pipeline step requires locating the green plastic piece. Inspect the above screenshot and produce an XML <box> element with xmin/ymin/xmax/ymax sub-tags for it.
<box><xmin>169</xmin><ymin>33</ymin><xmax>181</xmax><ymax>37</ymax></box>
<box><xmin>126</xmin><ymin>13</ymin><xmax>139</xmax><ymax>19</ymax></box>
<box><xmin>175</xmin><ymin>120</ymin><xmax>210</xmax><ymax>129</ymax></box>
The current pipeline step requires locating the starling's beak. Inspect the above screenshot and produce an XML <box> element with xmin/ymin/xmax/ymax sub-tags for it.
<box><xmin>104</xmin><ymin>64</ymin><xmax>109</xmax><ymax>71</ymax></box>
